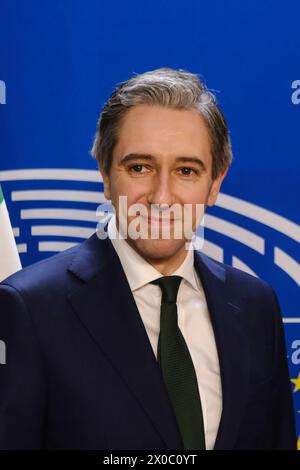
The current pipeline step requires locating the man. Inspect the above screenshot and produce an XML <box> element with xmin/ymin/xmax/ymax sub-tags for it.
<box><xmin>0</xmin><ymin>68</ymin><xmax>297</xmax><ymax>450</ymax></box>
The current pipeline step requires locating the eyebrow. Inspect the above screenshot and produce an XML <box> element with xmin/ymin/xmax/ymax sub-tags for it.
<box><xmin>119</xmin><ymin>153</ymin><xmax>207</xmax><ymax>171</ymax></box>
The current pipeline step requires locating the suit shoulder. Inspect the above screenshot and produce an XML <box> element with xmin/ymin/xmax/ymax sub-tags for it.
<box><xmin>0</xmin><ymin>244</ymin><xmax>81</xmax><ymax>296</ymax></box>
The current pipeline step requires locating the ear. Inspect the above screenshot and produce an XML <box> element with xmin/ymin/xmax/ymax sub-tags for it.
<box><xmin>207</xmin><ymin>165</ymin><xmax>229</xmax><ymax>207</ymax></box>
<box><xmin>99</xmin><ymin>162</ymin><xmax>111</xmax><ymax>201</ymax></box>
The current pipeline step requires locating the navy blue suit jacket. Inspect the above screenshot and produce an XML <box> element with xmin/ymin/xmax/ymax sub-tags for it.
<box><xmin>0</xmin><ymin>233</ymin><xmax>297</xmax><ymax>450</ymax></box>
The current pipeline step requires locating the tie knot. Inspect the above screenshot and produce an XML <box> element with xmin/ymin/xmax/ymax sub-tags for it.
<box><xmin>150</xmin><ymin>275</ymin><xmax>182</xmax><ymax>303</ymax></box>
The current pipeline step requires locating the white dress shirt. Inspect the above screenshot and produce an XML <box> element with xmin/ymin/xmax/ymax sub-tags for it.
<box><xmin>107</xmin><ymin>214</ymin><xmax>222</xmax><ymax>450</ymax></box>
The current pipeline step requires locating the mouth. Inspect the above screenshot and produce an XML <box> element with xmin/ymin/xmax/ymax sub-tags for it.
<box><xmin>140</xmin><ymin>215</ymin><xmax>176</xmax><ymax>224</ymax></box>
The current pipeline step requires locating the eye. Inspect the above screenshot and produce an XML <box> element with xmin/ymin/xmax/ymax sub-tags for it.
<box><xmin>128</xmin><ymin>164</ymin><xmax>148</xmax><ymax>174</ymax></box>
<box><xmin>178</xmin><ymin>167</ymin><xmax>198</xmax><ymax>176</ymax></box>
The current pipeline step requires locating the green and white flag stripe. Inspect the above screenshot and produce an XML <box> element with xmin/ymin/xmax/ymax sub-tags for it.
<box><xmin>0</xmin><ymin>184</ymin><xmax>22</xmax><ymax>281</ymax></box>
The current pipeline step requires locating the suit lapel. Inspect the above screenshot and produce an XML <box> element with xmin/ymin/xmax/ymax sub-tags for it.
<box><xmin>67</xmin><ymin>234</ymin><xmax>183</xmax><ymax>450</ymax></box>
<box><xmin>194</xmin><ymin>250</ymin><xmax>250</xmax><ymax>450</ymax></box>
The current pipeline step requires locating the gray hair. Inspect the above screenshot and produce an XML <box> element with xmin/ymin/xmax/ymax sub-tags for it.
<box><xmin>91</xmin><ymin>67</ymin><xmax>233</xmax><ymax>180</ymax></box>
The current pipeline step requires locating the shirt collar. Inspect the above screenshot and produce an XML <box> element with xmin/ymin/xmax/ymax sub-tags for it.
<box><xmin>107</xmin><ymin>214</ymin><xmax>199</xmax><ymax>293</ymax></box>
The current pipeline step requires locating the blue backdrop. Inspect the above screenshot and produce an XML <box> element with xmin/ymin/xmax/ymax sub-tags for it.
<box><xmin>0</xmin><ymin>0</ymin><xmax>299</xmax><ymax>446</ymax></box>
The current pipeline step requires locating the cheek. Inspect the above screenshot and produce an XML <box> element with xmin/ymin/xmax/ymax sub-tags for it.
<box><xmin>180</xmin><ymin>185</ymin><xmax>209</xmax><ymax>205</ymax></box>
<box><xmin>110</xmin><ymin>184</ymin><xmax>145</xmax><ymax>214</ymax></box>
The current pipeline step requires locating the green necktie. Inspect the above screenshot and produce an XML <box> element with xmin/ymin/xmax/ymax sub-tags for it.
<box><xmin>150</xmin><ymin>275</ymin><xmax>206</xmax><ymax>450</ymax></box>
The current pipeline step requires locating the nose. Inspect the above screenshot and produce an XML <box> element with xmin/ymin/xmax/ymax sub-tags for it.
<box><xmin>146</xmin><ymin>169</ymin><xmax>176</xmax><ymax>208</ymax></box>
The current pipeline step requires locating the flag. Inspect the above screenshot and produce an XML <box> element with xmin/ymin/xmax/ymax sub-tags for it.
<box><xmin>0</xmin><ymin>184</ymin><xmax>22</xmax><ymax>281</ymax></box>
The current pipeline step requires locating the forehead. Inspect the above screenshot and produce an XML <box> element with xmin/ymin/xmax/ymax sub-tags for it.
<box><xmin>113</xmin><ymin>104</ymin><xmax>212</xmax><ymax>164</ymax></box>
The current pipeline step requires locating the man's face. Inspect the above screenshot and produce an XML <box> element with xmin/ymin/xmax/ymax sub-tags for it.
<box><xmin>100</xmin><ymin>104</ymin><xmax>228</xmax><ymax>261</ymax></box>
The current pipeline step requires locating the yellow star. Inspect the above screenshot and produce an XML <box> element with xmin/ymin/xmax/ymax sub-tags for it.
<box><xmin>298</xmin><ymin>436</ymin><xmax>300</xmax><ymax>451</ymax></box>
<box><xmin>290</xmin><ymin>373</ymin><xmax>300</xmax><ymax>393</ymax></box>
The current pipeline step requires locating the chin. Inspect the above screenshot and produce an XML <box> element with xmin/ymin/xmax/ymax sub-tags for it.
<box><xmin>129</xmin><ymin>237</ymin><xmax>187</xmax><ymax>260</ymax></box>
